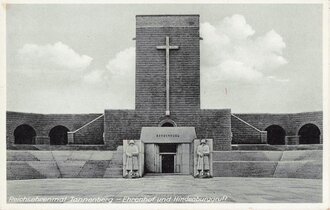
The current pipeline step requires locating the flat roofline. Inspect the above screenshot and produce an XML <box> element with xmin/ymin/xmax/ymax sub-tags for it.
<box><xmin>233</xmin><ymin>111</ymin><xmax>323</xmax><ymax>115</ymax></box>
<box><xmin>136</xmin><ymin>14</ymin><xmax>199</xmax><ymax>17</ymax></box>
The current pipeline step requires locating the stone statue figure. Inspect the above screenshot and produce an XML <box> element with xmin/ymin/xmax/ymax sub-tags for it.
<box><xmin>196</xmin><ymin>139</ymin><xmax>211</xmax><ymax>178</ymax></box>
<box><xmin>125</xmin><ymin>140</ymin><xmax>139</xmax><ymax>178</ymax></box>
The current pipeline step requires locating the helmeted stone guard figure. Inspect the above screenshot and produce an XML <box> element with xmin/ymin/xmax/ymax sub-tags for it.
<box><xmin>124</xmin><ymin>140</ymin><xmax>140</xmax><ymax>178</ymax></box>
<box><xmin>195</xmin><ymin>139</ymin><xmax>211</xmax><ymax>178</ymax></box>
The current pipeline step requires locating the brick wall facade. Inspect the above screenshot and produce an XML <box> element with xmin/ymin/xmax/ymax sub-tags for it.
<box><xmin>7</xmin><ymin>110</ymin><xmax>322</xmax><ymax>149</ymax></box>
<box><xmin>6</xmin><ymin>111</ymin><xmax>103</xmax><ymax>146</ymax></box>
<box><xmin>234</xmin><ymin>112</ymin><xmax>323</xmax><ymax>144</ymax></box>
<box><xmin>73</xmin><ymin>115</ymin><xmax>104</xmax><ymax>144</ymax></box>
<box><xmin>104</xmin><ymin>109</ymin><xmax>232</xmax><ymax>151</ymax></box>
<box><xmin>231</xmin><ymin>115</ymin><xmax>265</xmax><ymax>144</ymax></box>
<box><xmin>135</xmin><ymin>15</ymin><xmax>200</xmax><ymax>113</ymax></box>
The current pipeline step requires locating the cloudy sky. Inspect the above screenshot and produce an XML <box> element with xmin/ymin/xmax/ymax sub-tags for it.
<box><xmin>7</xmin><ymin>4</ymin><xmax>323</xmax><ymax>114</ymax></box>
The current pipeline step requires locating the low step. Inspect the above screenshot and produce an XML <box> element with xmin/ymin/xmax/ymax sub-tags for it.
<box><xmin>213</xmin><ymin>161</ymin><xmax>278</xmax><ymax>177</ymax></box>
<box><xmin>7</xmin><ymin>161</ymin><xmax>45</xmax><ymax>180</ymax></box>
<box><xmin>232</xmin><ymin>144</ymin><xmax>323</xmax><ymax>151</ymax></box>
<box><xmin>76</xmin><ymin>160</ymin><xmax>111</xmax><ymax>178</ymax></box>
<box><xmin>232</xmin><ymin>144</ymin><xmax>281</xmax><ymax>151</ymax></box>
<box><xmin>104</xmin><ymin>167</ymin><xmax>123</xmax><ymax>178</ymax></box>
<box><xmin>213</xmin><ymin>151</ymin><xmax>282</xmax><ymax>161</ymax></box>
<box><xmin>280</xmin><ymin>150</ymin><xmax>322</xmax><ymax>161</ymax></box>
<box><xmin>274</xmin><ymin>160</ymin><xmax>322</xmax><ymax>179</ymax></box>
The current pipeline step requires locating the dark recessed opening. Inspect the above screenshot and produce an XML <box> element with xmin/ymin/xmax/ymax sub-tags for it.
<box><xmin>161</xmin><ymin>154</ymin><xmax>175</xmax><ymax>173</ymax></box>
<box><xmin>298</xmin><ymin>123</ymin><xmax>321</xmax><ymax>144</ymax></box>
<box><xmin>159</xmin><ymin>143</ymin><xmax>177</xmax><ymax>153</ymax></box>
<box><xmin>161</xmin><ymin>122</ymin><xmax>174</xmax><ymax>127</ymax></box>
<box><xmin>14</xmin><ymin>124</ymin><xmax>36</xmax><ymax>144</ymax></box>
<box><xmin>265</xmin><ymin>125</ymin><xmax>286</xmax><ymax>145</ymax></box>
<box><xmin>49</xmin><ymin>125</ymin><xmax>69</xmax><ymax>145</ymax></box>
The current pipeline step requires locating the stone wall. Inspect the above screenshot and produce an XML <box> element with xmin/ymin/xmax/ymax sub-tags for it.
<box><xmin>7</xmin><ymin>111</ymin><xmax>322</xmax><ymax>149</ymax></box>
<box><xmin>233</xmin><ymin>112</ymin><xmax>323</xmax><ymax>144</ymax></box>
<box><xmin>6</xmin><ymin>111</ymin><xmax>103</xmax><ymax>146</ymax></box>
<box><xmin>196</xmin><ymin>110</ymin><xmax>231</xmax><ymax>150</ymax></box>
<box><xmin>104</xmin><ymin>110</ymin><xmax>140</xmax><ymax>150</ymax></box>
<box><xmin>235</xmin><ymin>112</ymin><xmax>323</xmax><ymax>136</ymax></box>
<box><xmin>104</xmin><ymin>109</ymin><xmax>232</xmax><ymax>151</ymax></box>
<box><xmin>72</xmin><ymin>115</ymin><xmax>104</xmax><ymax>144</ymax></box>
<box><xmin>231</xmin><ymin>115</ymin><xmax>265</xmax><ymax>144</ymax></box>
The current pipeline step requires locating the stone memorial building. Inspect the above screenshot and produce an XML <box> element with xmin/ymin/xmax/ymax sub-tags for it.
<box><xmin>6</xmin><ymin>15</ymin><xmax>323</xmax><ymax>178</ymax></box>
<box><xmin>106</xmin><ymin>15</ymin><xmax>229</xmax><ymax>174</ymax></box>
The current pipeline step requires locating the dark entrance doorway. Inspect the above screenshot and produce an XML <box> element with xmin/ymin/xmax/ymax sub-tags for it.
<box><xmin>49</xmin><ymin>125</ymin><xmax>69</xmax><ymax>145</ymax></box>
<box><xmin>298</xmin><ymin>123</ymin><xmax>321</xmax><ymax>144</ymax></box>
<box><xmin>161</xmin><ymin>154</ymin><xmax>174</xmax><ymax>173</ymax></box>
<box><xmin>159</xmin><ymin>144</ymin><xmax>176</xmax><ymax>173</ymax></box>
<box><xmin>265</xmin><ymin>125</ymin><xmax>286</xmax><ymax>145</ymax></box>
<box><xmin>14</xmin><ymin>124</ymin><xmax>36</xmax><ymax>144</ymax></box>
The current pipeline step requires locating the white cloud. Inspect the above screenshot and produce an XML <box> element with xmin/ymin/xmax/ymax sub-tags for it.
<box><xmin>82</xmin><ymin>47</ymin><xmax>135</xmax><ymax>108</ymax></box>
<box><xmin>201</xmin><ymin>14</ymin><xmax>288</xmax><ymax>83</ymax></box>
<box><xmin>15</xmin><ymin>42</ymin><xmax>93</xmax><ymax>85</ymax></box>
<box><xmin>218</xmin><ymin>14</ymin><xmax>255</xmax><ymax>40</ymax></box>
<box><xmin>83</xmin><ymin>70</ymin><xmax>104</xmax><ymax>84</ymax></box>
<box><xmin>267</xmin><ymin>76</ymin><xmax>289</xmax><ymax>83</ymax></box>
<box><xmin>106</xmin><ymin>47</ymin><xmax>135</xmax><ymax>77</ymax></box>
<box><xmin>18</xmin><ymin>42</ymin><xmax>93</xmax><ymax>71</ymax></box>
<box><xmin>105</xmin><ymin>47</ymin><xmax>135</xmax><ymax>102</ymax></box>
<box><xmin>83</xmin><ymin>47</ymin><xmax>135</xmax><ymax>84</ymax></box>
<box><xmin>219</xmin><ymin>60</ymin><xmax>263</xmax><ymax>81</ymax></box>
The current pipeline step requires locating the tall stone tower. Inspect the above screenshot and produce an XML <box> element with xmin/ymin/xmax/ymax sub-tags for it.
<box><xmin>135</xmin><ymin>15</ymin><xmax>201</xmax><ymax>115</ymax></box>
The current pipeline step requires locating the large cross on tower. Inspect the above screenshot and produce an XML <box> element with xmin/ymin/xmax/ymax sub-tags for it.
<box><xmin>156</xmin><ymin>36</ymin><xmax>179</xmax><ymax>116</ymax></box>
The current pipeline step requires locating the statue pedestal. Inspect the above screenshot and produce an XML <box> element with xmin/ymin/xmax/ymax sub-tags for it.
<box><xmin>122</xmin><ymin>140</ymin><xmax>144</xmax><ymax>178</ymax></box>
<box><xmin>193</xmin><ymin>139</ymin><xmax>213</xmax><ymax>178</ymax></box>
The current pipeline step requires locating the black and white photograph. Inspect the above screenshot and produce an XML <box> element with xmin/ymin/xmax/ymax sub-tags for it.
<box><xmin>1</xmin><ymin>1</ymin><xmax>329</xmax><ymax>210</ymax></box>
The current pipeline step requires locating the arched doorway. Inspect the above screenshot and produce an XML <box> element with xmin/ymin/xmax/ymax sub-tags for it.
<box><xmin>265</xmin><ymin>125</ymin><xmax>286</xmax><ymax>145</ymax></box>
<box><xmin>298</xmin><ymin>123</ymin><xmax>321</xmax><ymax>144</ymax></box>
<box><xmin>159</xmin><ymin>119</ymin><xmax>177</xmax><ymax>127</ymax></box>
<box><xmin>161</xmin><ymin>122</ymin><xmax>175</xmax><ymax>127</ymax></box>
<box><xmin>14</xmin><ymin>124</ymin><xmax>36</xmax><ymax>144</ymax></box>
<box><xmin>49</xmin><ymin>125</ymin><xmax>69</xmax><ymax>145</ymax></box>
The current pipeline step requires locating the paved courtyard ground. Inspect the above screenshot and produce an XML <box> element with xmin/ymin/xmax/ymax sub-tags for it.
<box><xmin>7</xmin><ymin>175</ymin><xmax>322</xmax><ymax>203</ymax></box>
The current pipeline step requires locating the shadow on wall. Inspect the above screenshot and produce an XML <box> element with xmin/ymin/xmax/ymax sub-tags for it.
<box><xmin>14</xmin><ymin>124</ymin><xmax>36</xmax><ymax>144</ymax></box>
<box><xmin>264</xmin><ymin>123</ymin><xmax>321</xmax><ymax>145</ymax></box>
<box><xmin>14</xmin><ymin>124</ymin><xmax>70</xmax><ymax>145</ymax></box>
<box><xmin>49</xmin><ymin>125</ymin><xmax>69</xmax><ymax>145</ymax></box>
<box><xmin>265</xmin><ymin>125</ymin><xmax>286</xmax><ymax>145</ymax></box>
<box><xmin>298</xmin><ymin>124</ymin><xmax>321</xmax><ymax>144</ymax></box>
